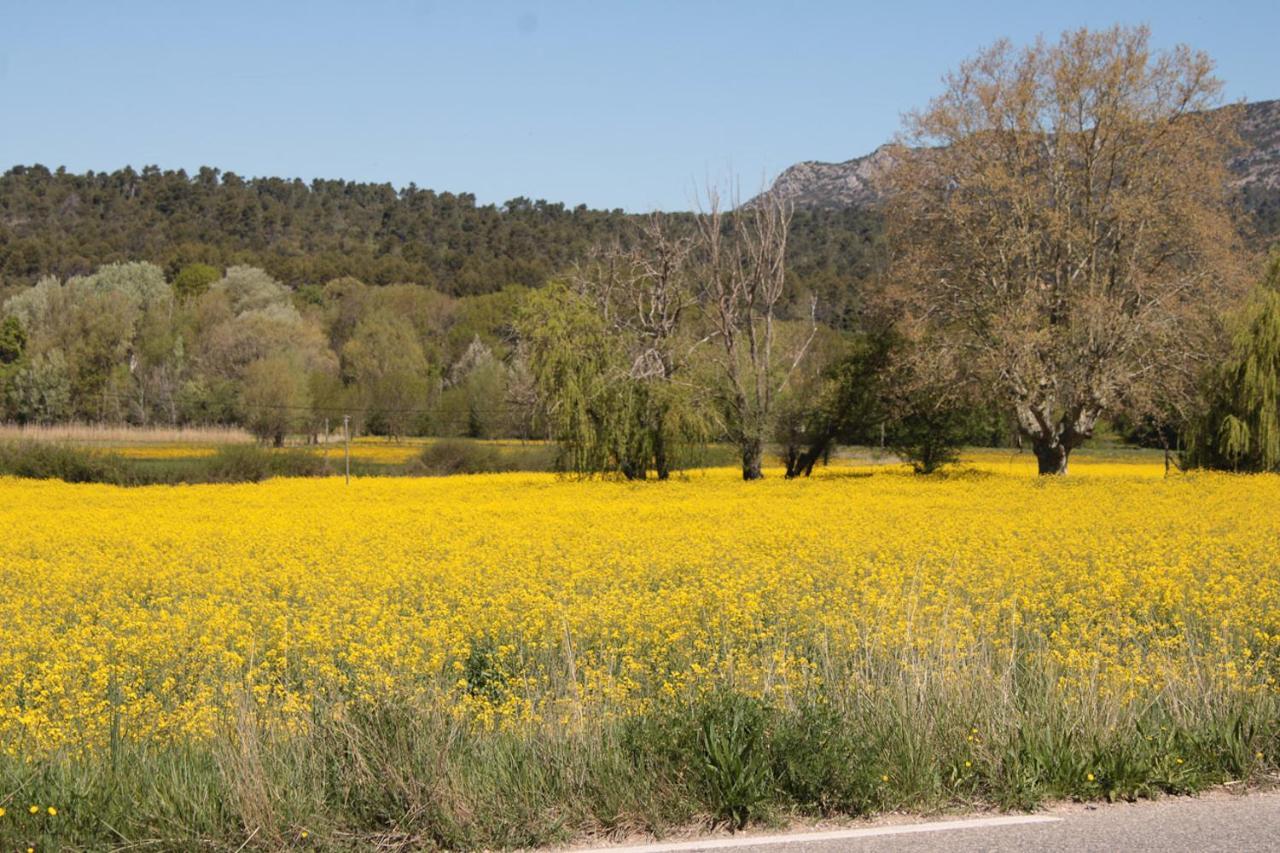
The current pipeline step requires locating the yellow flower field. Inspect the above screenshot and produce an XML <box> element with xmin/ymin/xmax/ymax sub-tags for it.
<box><xmin>1</xmin><ymin>463</ymin><xmax>1277</xmax><ymax>759</ymax></box>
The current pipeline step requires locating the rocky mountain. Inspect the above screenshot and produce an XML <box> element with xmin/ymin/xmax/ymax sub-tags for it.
<box><xmin>766</xmin><ymin>99</ymin><xmax>1280</xmax><ymax>236</ymax></box>
<box><xmin>1235</xmin><ymin>99</ymin><xmax>1280</xmax><ymax>192</ymax></box>
<box><xmin>768</xmin><ymin>144</ymin><xmax>897</xmax><ymax>210</ymax></box>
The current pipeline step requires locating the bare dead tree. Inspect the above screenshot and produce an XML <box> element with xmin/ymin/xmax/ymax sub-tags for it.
<box><xmin>694</xmin><ymin>186</ymin><xmax>817</xmax><ymax>480</ymax></box>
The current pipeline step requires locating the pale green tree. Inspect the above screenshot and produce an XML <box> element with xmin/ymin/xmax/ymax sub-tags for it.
<box><xmin>340</xmin><ymin>311</ymin><xmax>432</xmax><ymax>437</ymax></box>
<box><xmin>241</xmin><ymin>354</ymin><xmax>312</xmax><ymax>446</ymax></box>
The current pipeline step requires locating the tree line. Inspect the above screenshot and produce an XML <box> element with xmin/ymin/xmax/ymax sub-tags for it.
<box><xmin>1</xmin><ymin>26</ymin><xmax>1277</xmax><ymax>476</ymax></box>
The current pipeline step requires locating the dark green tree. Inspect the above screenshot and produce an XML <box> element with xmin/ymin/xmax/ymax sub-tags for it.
<box><xmin>776</xmin><ymin>331</ymin><xmax>892</xmax><ymax>478</ymax></box>
<box><xmin>0</xmin><ymin>315</ymin><xmax>26</xmax><ymax>365</ymax></box>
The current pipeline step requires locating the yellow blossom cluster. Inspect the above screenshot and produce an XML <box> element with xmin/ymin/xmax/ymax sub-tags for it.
<box><xmin>112</xmin><ymin>444</ymin><xmax>221</xmax><ymax>459</ymax></box>
<box><xmin>1</xmin><ymin>460</ymin><xmax>1276</xmax><ymax>756</ymax></box>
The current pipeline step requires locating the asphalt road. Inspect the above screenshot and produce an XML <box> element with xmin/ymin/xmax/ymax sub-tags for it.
<box><xmin>577</xmin><ymin>789</ymin><xmax>1280</xmax><ymax>853</ymax></box>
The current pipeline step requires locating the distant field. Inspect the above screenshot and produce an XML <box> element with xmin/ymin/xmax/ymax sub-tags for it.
<box><xmin>0</xmin><ymin>459</ymin><xmax>1274</xmax><ymax>848</ymax></box>
<box><xmin>0</xmin><ymin>431</ymin><xmax>566</xmax><ymax>482</ymax></box>
<box><xmin>0</xmin><ymin>422</ymin><xmax>1174</xmax><ymax>475</ymax></box>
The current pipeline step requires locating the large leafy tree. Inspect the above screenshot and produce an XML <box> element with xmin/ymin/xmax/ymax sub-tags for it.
<box><xmin>774</xmin><ymin>330</ymin><xmax>890</xmax><ymax>478</ymax></box>
<box><xmin>241</xmin><ymin>354</ymin><xmax>312</xmax><ymax>446</ymax></box>
<box><xmin>340</xmin><ymin>311</ymin><xmax>432</xmax><ymax>438</ymax></box>
<box><xmin>886</xmin><ymin>26</ymin><xmax>1244</xmax><ymax>474</ymax></box>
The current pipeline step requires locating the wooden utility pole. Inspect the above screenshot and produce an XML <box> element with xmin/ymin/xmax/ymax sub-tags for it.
<box><xmin>343</xmin><ymin>414</ymin><xmax>351</xmax><ymax>485</ymax></box>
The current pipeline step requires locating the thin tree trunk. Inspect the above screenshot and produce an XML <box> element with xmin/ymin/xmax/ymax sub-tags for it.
<box><xmin>653</xmin><ymin>426</ymin><xmax>669</xmax><ymax>481</ymax></box>
<box><xmin>783</xmin><ymin>445</ymin><xmax>800</xmax><ymax>478</ymax></box>
<box><xmin>793</xmin><ymin>437</ymin><xmax>831</xmax><ymax>478</ymax></box>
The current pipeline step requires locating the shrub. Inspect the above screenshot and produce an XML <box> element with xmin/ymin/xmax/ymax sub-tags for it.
<box><xmin>0</xmin><ymin>442</ymin><xmax>334</xmax><ymax>486</ymax></box>
<box><xmin>0</xmin><ymin>441</ymin><xmax>135</xmax><ymax>484</ymax></box>
<box><xmin>197</xmin><ymin>445</ymin><xmax>328</xmax><ymax>482</ymax></box>
<box><xmin>406</xmin><ymin>440</ymin><xmax>555</xmax><ymax>477</ymax></box>
<box><xmin>696</xmin><ymin>692</ymin><xmax>773</xmax><ymax>829</ymax></box>
<box><xmin>408</xmin><ymin>440</ymin><xmax>508</xmax><ymax>476</ymax></box>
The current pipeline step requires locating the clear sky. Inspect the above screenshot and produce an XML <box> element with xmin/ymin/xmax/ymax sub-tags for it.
<box><xmin>2</xmin><ymin>0</ymin><xmax>1277</xmax><ymax>211</ymax></box>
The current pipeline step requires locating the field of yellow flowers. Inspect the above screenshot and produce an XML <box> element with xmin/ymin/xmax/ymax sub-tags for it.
<box><xmin>2</xmin><ymin>460</ymin><xmax>1278</xmax><ymax>848</ymax></box>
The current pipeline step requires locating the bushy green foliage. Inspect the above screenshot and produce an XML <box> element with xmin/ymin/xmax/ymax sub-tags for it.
<box><xmin>0</xmin><ymin>315</ymin><xmax>26</xmax><ymax>365</ymax></box>
<box><xmin>519</xmin><ymin>281</ymin><xmax>710</xmax><ymax>479</ymax></box>
<box><xmin>695</xmin><ymin>692</ymin><xmax>773</xmax><ymax>828</ymax></box>
<box><xmin>775</xmin><ymin>331</ymin><xmax>892</xmax><ymax>477</ymax></box>
<box><xmin>240</xmin><ymin>355</ymin><xmax>312</xmax><ymax>446</ymax></box>
<box><xmin>198</xmin><ymin>444</ymin><xmax>328</xmax><ymax>482</ymax></box>
<box><xmin>171</xmin><ymin>262</ymin><xmax>220</xmax><ymax>300</ymax></box>
<box><xmin>3</xmin><ymin>352</ymin><xmax>72</xmax><ymax>423</ymax></box>
<box><xmin>1187</xmin><ymin>254</ymin><xmax>1280</xmax><ymax>471</ymax></box>
<box><xmin>406</xmin><ymin>440</ymin><xmax>555</xmax><ymax>476</ymax></box>
<box><xmin>519</xmin><ymin>285</ymin><xmax>649</xmax><ymax>477</ymax></box>
<box><xmin>887</xmin><ymin>400</ymin><xmax>981</xmax><ymax>474</ymax></box>
<box><xmin>0</xmin><ymin>441</ymin><xmax>329</xmax><ymax>485</ymax></box>
<box><xmin>0</xmin><ymin>441</ymin><xmax>137</xmax><ymax>484</ymax></box>
<box><xmin>340</xmin><ymin>311</ymin><xmax>432</xmax><ymax>437</ymax></box>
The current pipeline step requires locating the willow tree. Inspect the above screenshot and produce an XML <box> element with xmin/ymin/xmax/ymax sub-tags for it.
<box><xmin>519</xmin><ymin>266</ymin><xmax>707</xmax><ymax>479</ymax></box>
<box><xmin>1187</xmin><ymin>254</ymin><xmax>1280</xmax><ymax>471</ymax></box>
<box><xmin>567</xmin><ymin>216</ymin><xmax>707</xmax><ymax>479</ymax></box>
<box><xmin>885</xmin><ymin>26</ymin><xmax>1243</xmax><ymax>475</ymax></box>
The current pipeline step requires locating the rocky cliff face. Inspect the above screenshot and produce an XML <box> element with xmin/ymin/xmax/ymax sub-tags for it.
<box><xmin>768</xmin><ymin>144</ymin><xmax>896</xmax><ymax>210</ymax></box>
<box><xmin>1233</xmin><ymin>99</ymin><xmax>1280</xmax><ymax>192</ymax></box>
<box><xmin>765</xmin><ymin>100</ymin><xmax>1280</xmax><ymax>226</ymax></box>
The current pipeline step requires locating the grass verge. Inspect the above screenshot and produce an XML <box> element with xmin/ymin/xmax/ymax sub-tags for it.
<box><xmin>2</xmin><ymin>682</ymin><xmax>1275</xmax><ymax>851</ymax></box>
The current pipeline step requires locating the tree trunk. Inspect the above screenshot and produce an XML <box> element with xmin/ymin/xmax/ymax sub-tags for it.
<box><xmin>1032</xmin><ymin>439</ymin><xmax>1069</xmax><ymax>475</ymax></box>
<box><xmin>1017</xmin><ymin>403</ymin><xmax>1098</xmax><ymax>477</ymax></box>
<box><xmin>782</xmin><ymin>444</ymin><xmax>802</xmax><ymax>478</ymax></box>
<box><xmin>794</xmin><ymin>437</ymin><xmax>831</xmax><ymax>478</ymax></box>
<box><xmin>740</xmin><ymin>438</ymin><xmax>764</xmax><ymax>481</ymax></box>
<box><xmin>653</xmin><ymin>426</ymin><xmax>670</xmax><ymax>481</ymax></box>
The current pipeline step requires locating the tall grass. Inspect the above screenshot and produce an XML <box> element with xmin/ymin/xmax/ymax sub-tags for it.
<box><xmin>1</xmin><ymin>654</ymin><xmax>1273</xmax><ymax>850</ymax></box>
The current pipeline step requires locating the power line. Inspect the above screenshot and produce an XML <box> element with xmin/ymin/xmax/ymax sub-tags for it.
<box><xmin>71</xmin><ymin>389</ymin><xmax>525</xmax><ymax>417</ymax></box>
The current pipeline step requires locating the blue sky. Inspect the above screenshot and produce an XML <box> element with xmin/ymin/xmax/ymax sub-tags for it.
<box><xmin>2</xmin><ymin>1</ymin><xmax>1277</xmax><ymax>211</ymax></box>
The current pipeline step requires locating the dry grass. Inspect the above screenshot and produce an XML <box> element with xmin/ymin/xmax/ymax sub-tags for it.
<box><xmin>0</xmin><ymin>422</ymin><xmax>254</xmax><ymax>446</ymax></box>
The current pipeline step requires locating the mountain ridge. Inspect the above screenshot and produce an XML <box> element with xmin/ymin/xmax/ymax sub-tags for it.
<box><xmin>764</xmin><ymin>99</ymin><xmax>1280</xmax><ymax>235</ymax></box>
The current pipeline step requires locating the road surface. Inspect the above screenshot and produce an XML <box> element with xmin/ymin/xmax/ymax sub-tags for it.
<box><xmin>575</xmin><ymin>789</ymin><xmax>1280</xmax><ymax>852</ymax></box>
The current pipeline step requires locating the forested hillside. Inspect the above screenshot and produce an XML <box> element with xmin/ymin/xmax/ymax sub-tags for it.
<box><xmin>0</xmin><ymin>165</ymin><xmax>880</xmax><ymax>319</ymax></box>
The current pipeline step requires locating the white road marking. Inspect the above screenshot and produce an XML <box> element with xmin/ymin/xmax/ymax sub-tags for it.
<box><xmin>579</xmin><ymin>814</ymin><xmax>1063</xmax><ymax>852</ymax></box>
